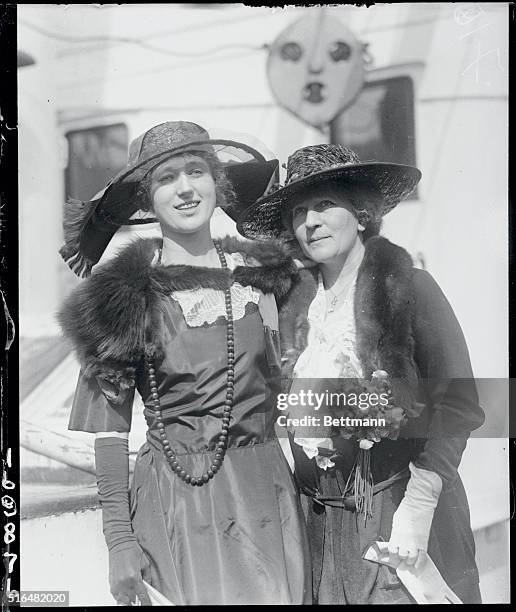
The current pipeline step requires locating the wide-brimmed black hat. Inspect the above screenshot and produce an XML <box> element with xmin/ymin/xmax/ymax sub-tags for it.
<box><xmin>59</xmin><ymin>121</ymin><xmax>279</xmax><ymax>277</ymax></box>
<box><xmin>237</xmin><ymin>144</ymin><xmax>421</xmax><ymax>240</ymax></box>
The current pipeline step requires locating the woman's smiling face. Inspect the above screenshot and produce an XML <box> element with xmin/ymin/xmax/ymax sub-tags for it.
<box><xmin>149</xmin><ymin>153</ymin><xmax>217</xmax><ymax>237</ymax></box>
<box><xmin>290</xmin><ymin>183</ymin><xmax>360</xmax><ymax>264</ymax></box>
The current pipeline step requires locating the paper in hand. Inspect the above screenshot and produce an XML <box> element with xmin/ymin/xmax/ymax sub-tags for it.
<box><xmin>141</xmin><ymin>580</ymin><xmax>176</xmax><ymax>606</ymax></box>
<box><xmin>363</xmin><ymin>541</ymin><xmax>463</xmax><ymax>604</ymax></box>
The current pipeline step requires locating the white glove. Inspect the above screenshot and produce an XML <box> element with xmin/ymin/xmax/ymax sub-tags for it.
<box><xmin>388</xmin><ymin>462</ymin><xmax>442</xmax><ymax>568</ymax></box>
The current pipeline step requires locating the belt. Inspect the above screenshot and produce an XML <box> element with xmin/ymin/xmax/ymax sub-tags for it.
<box><xmin>301</xmin><ymin>467</ymin><xmax>410</xmax><ymax>510</ymax></box>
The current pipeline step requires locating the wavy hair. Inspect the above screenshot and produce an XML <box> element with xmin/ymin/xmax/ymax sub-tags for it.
<box><xmin>135</xmin><ymin>150</ymin><xmax>237</xmax><ymax>213</ymax></box>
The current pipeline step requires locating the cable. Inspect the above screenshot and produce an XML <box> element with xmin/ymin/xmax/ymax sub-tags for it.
<box><xmin>19</xmin><ymin>19</ymin><xmax>137</xmax><ymax>44</ymax></box>
<box><xmin>129</xmin><ymin>40</ymin><xmax>266</xmax><ymax>58</ymax></box>
<box><xmin>57</xmin><ymin>47</ymin><xmax>260</xmax><ymax>89</ymax></box>
<box><xmin>19</xmin><ymin>19</ymin><xmax>266</xmax><ymax>58</ymax></box>
<box><xmin>48</xmin><ymin>10</ymin><xmax>276</xmax><ymax>58</ymax></box>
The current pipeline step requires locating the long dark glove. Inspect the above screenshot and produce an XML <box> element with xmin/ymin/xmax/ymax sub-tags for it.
<box><xmin>94</xmin><ymin>437</ymin><xmax>152</xmax><ymax>606</ymax></box>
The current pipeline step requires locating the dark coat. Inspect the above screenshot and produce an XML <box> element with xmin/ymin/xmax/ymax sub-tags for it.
<box><xmin>278</xmin><ymin>236</ymin><xmax>485</xmax><ymax>603</ymax></box>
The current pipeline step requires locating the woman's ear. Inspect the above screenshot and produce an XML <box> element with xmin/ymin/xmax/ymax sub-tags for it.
<box><xmin>358</xmin><ymin>223</ymin><xmax>366</xmax><ymax>232</ymax></box>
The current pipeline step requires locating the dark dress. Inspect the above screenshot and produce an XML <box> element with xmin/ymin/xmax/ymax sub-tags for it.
<box><xmin>65</xmin><ymin>241</ymin><xmax>312</xmax><ymax>605</ymax></box>
<box><xmin>280</xmin><ymin>237</ymin><xmax>485</xmax><ymax>605</ymax></box>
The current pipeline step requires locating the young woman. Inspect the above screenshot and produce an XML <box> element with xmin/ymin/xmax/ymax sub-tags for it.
<box><xmin>238</xmin><ymin>144</ymin><xmax>485</xmax><ymax>604</ymax></box>
<box><xmin>58</xmin><ymin>121</ymin><xmax>311</xmax><ymax>605</ymax></box>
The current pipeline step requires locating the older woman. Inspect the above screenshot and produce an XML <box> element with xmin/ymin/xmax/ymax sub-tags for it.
<box><xmin>58</xmin><ymin>121</ymin><xmax>311</xmax><ymax>605</ymax></box>
<box><xmin>238</xmin><ymin>144</ymin><xmax>485</xmax><ymax>604</ymax></box>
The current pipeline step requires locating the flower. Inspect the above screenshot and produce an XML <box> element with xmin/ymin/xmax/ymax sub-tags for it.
<box><xmin>331</xmin><ymin>370</ymin><xmax>408</xmax><ymax>521</ymax></box>
<box><xmin>372</xmin><ymin>369</ymin><xmax>388</xmax><ymax>379</ymax></box>
<box><xmin>330</xmin><ymin>371</ymin><xmax>407</xmax><ymax>445</ymax></box>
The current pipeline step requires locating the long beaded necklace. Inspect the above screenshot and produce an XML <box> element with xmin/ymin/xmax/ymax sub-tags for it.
<box><xmin>146</xmin><ymin>239</ymin><xmax>234</xmax><ymax>487</ymax></box>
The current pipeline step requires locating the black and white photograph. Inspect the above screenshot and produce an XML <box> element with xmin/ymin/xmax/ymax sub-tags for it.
<box><xmin>7</xmin><ymin>2</ymin><xmax>510</xmax><ymax>606</ymax></box>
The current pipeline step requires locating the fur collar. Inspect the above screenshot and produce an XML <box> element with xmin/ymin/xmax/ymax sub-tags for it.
<box><xmin>279</xmin><ymin>236</ymin><xmax>419</xmax><ymax>408</ymax></box>
<box><xmin>58</xmin><ymin>236</ymin><xmax>298</xmax><ymax>383</ymax></box>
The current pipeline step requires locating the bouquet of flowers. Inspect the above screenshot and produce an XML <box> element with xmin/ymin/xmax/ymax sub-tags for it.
<box><xmin>334</xmin><ymin>369</ymin><xmax>408</xmax><ymax>521</ymax></box>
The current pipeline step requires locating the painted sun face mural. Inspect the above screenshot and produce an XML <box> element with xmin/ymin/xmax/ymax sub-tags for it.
<box><xmin>267</xmin><ymin>13</ymin><xmax>365</xmax><ymax>128</ymax></box>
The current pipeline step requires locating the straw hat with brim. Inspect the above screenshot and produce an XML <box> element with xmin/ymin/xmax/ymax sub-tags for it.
<box><xmin>59</xmin><ymin>121</ymin><xmax>279</xmax><ymax>277</ymax></box>
<box><xmin>237</xmin><ymin>144</ymin><xmax>422</xmax><ymax>241</ymax></box>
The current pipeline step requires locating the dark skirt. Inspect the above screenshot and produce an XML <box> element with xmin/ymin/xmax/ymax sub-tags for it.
<box><xmin>130</xmin><ymin>438</ymin><xmax>312</xmax><ymax>605</ymax></box>
<box><xmin>304</xmin><ymin>466</ymin><xmax>482</xmax><ymax>604</ymax></box>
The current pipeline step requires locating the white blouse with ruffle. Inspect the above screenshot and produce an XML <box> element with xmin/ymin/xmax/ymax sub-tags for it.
<box><xmin>292</xmin><ymin>270</ymin><xmax>363</xmax><ymax>469</ymax></box>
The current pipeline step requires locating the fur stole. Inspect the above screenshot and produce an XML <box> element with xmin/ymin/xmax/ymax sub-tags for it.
<box><xmin>58</xmin><ymin>236</ymin><xmax>298</xmax><ymax>387</ymax></box>
<box><xmin>279</xmin><ymin>236</ymin><xmax>419</xmax><ymax>410</ymax></box>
